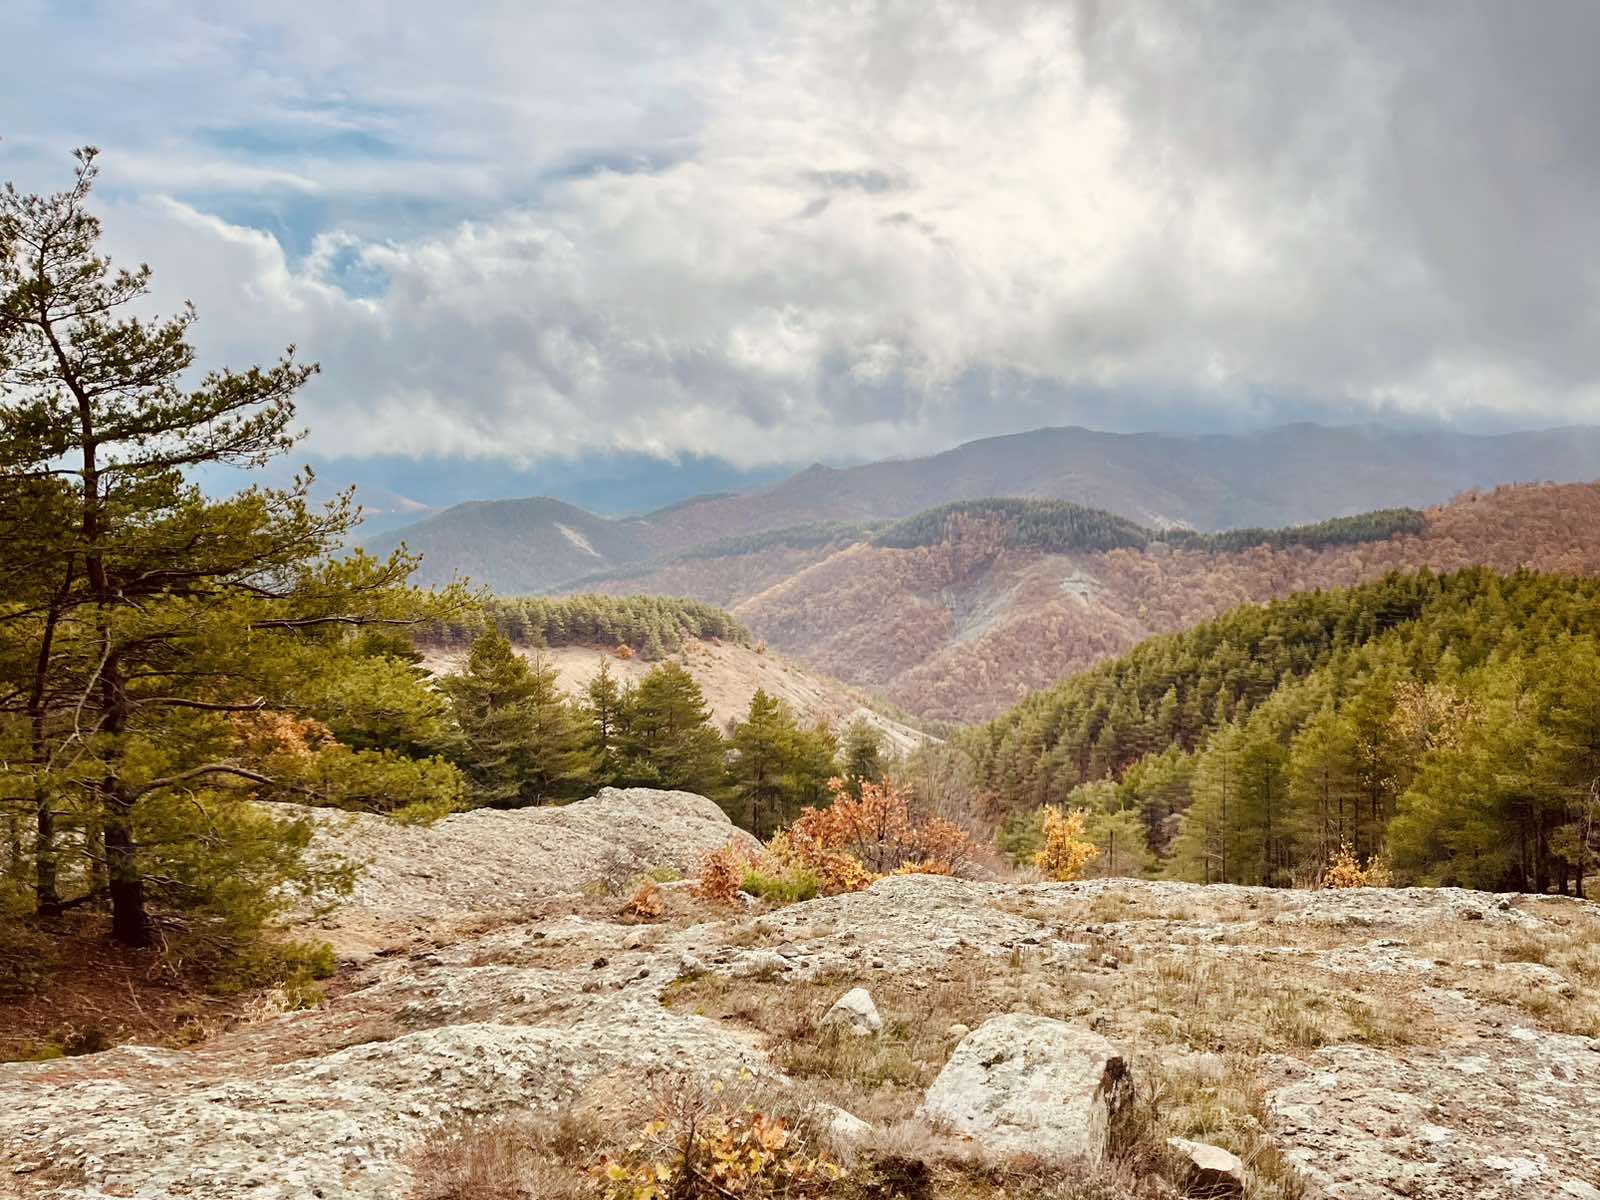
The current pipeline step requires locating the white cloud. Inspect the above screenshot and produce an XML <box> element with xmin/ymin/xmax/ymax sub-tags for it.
<box><xmin>7</xmin><ymin>0</ymin><xmax>1600</xmax><ymax>469</ymax></box>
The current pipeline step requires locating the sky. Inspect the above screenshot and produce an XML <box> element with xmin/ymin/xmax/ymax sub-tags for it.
<box><xmin>5</xmin><ymin>1</ymin><xmax>1600</xmax><ymax>509</ymax></box>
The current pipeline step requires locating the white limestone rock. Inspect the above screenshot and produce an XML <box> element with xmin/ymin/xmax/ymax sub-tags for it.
<box><xmin>822</xmin><ymin>987</ymin><xmax>882</xmax><ymax>1036</ymax></box>
<box><xmin>1167</xmin><ymin>1137</ymin><xmax>1246</xmax><ymax>1198</ymax></box>
<box><xmin>922</xmin><ymin>1014</ymin><xmax>1131</xmax><ymax>1162</ymax></box>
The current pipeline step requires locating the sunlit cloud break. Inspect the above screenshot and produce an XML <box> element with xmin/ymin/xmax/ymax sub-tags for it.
<box><xmin>6</xmin><ymin>0</ymin><xmax>1600</xmax><ymax>468</ymax></box>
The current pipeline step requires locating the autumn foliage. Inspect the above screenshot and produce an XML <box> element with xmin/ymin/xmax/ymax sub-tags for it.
<box><xmin>785</xmin><ymin>778</ymin><xmax>981</xmax><ymax>880</ymax></box>
<box><xmin>696</xmin><ymin>777</ymin><xmax>983</xmax><ymax>901</ymax></box>
<box><xmin>621</xmin><ymin>878</ymin><xmax>668</xmax><ymax>920</ymax></box>
<box><xmin>596</xmin><ymin>1097</ymin><xmax>841</xmax><ymax>1199</ymax></box>
<box><xmin>696</xmin><ymin>842</ymin><xmax>755</xmax><ymax>904</ymax></box>
<box><xmin>1320</xmin><ymin>842</ymin><xmax>1392</xmax><ymax>889</ymax></box>
<box><xmin>1034</xmin><ymin>806</ymin><xmax>1097</xmax><ymax>881</ymax></box>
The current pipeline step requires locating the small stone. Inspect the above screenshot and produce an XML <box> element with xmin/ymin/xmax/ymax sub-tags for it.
<box><xmin>676</xmin><ymin>953</ymin><xmax>707</xmax><ymax>978</ymax></box>
<box><xmin>818</xmin><ymin>1104</ymin><xmax>872</xmax><ymax>1150</ymax></box>
<box><xmin>591</xmin><ymin>957</ymin><xmax>608</xmax><ymax>969</ymax></box>
<box><xmin>731</xmin><ymin>950</ymin><xmax>789</xmax><ymax>977</ymax></box>
<box><xmin>621</xmin><ymin>929</ymin><xmax>647</xmax><ymax>950</ymax></box>
<box><xmin>821</xmin><ymin>987</ymin><xmax>882</xmax><ymax>1036</ymax></box>
<box><xmin>946</xmin><ymin>1023</ymin><xmax>971</xmax><ymax>1039</ymax></box>
<box><xmin>1167</xmin><ymin>1137</ymin><xmax>1246</xmax><ymax>1198</ymax></box>
<box><xmin>1099</xmin><ymin>953</ymin><xmax>1120</xmax><ymax>969</ymax></box>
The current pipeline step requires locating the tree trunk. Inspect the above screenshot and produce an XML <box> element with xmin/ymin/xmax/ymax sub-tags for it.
<box><xmin>34</xmin><ymin>795</ymin><xmax>57</xmax><ymax>913</ymax></box>
<box><xmin>103</xmin><ymin>791</ymin><xmax>148</xmax><ymax>947</ymax></box>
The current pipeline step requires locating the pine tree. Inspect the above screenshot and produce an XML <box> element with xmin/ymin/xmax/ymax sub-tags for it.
<box><xmin>842</xmin><ymin>719</ymin><xmax>885</xmax><ymax>799</ymax></box>
<box><xmin>615</xmin><ymin>663</ymin><xmax>726</xmax><ymax>797</ymax></box>
<box><xmin>1287</xmin><ymin>704</ymin><xmax>1363</xmax><ymax>872</ymax></box>
<box><xmin>440</xmin><ymin>635</ymin><xmax>589</xmax><ymax>807</ymax></box>
<box><xmin>0</xmin><ymin>148</ymin><xmax>463</xmax><ymax>946</ymax></box>
<box><xmin>583</xmin><ymin>659</ymin><xmax>626</xmax><ymax>789</ymax></box>
<box><xmin>727</xmin><ymin>689</ymin><xmax>801</xmax><ymax>837</ymax></box>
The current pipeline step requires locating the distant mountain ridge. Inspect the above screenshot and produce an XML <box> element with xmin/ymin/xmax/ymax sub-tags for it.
<box><xmin>363</xmin><ymin>496</ymin><xmax>653</xmax><ymax>590</ymax></box>
<box><xmin>366</xmin><ymin>422</ymin><xmax>1600</xmax><ymax>592</ymax></box>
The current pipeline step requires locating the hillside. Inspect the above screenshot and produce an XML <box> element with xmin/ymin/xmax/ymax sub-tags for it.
<box><xmin>363</xmin><ymin>496</ymin><xmax>655</xmax><ymax>590</ymax></box>
<box><xmin>666</xmin><ymin>483</ymin><xmax>1600</xmax><ymax>722</ymax></box>
<box><xmin>966</xmin><ymin>567</ymin><xmax>1600</xmax><ymax>895</ymax></box>
<box><xmin>367</xmin><ymin>423</ymin><xmax>1600</xmax><ymax>591</ymax></box>
<box><xmin>422</xmin><ymin>636</ymin><xmax>926</xmax><ymax>756</ymax></box>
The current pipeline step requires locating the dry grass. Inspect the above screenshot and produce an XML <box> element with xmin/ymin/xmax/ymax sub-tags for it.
<box><xmin>1122</xmin><ymin>1057</ymin><xmax>1308</xmax><ymax>1200</ymax></box>
<box><xmin>409</xmin><ymin>1089</ymin><xmax>1181</xmax><ymax>1200</ymax></box>
<box><xmin>409</xmin><ymin>1111</ymin><xmax>608</xmax><ymax>1200</ymax></box>
<box><xmin>664</xmin><ymin>934</ymin><xmax>1429</xmax><ymax>1139</ymax></box>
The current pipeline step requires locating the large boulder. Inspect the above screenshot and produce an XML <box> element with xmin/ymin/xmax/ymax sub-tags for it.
<box><xmin>922</xmin><ymin>1014</ymin><xmax>1131</xmax><ymax>1162</ymax></box>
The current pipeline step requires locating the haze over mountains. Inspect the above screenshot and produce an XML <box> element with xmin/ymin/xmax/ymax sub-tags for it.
<box><xmin>368</xmin><ymin>423</ymin><xmax>1600</xmax><ymax>594</ymax></box>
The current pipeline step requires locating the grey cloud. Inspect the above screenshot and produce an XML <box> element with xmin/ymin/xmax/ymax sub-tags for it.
<box><xmin>5</xmin><ymin>0</ymin><xmax>1600</xmax><ymax>471</ymax></box>
<box><xmin>802</xmin><ymin>168</ymin><xmax>901</xmax><ymax>194</ymax></box>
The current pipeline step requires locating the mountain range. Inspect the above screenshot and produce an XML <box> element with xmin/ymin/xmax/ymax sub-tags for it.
<box><xmin>365</xmin><ymin>423</ymin><xmax>1600</xmax><ymax>593</ymax></box>
<box><xmin>585</xmin><ymin>482</ymin><xmax>1600</xmax><ymax>722</ymax></box>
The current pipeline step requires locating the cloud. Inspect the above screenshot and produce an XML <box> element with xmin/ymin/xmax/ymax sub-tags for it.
<box><xmin>6</xmin><ymin>0</ymin><xmax>1600</xmax><ymax>469</ymax></box>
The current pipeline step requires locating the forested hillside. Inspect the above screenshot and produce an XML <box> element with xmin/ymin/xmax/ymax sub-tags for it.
<box><xmin>970</xmin><ymin>568</ymin><xmax>1600</xmax><ymax>894</ymax></box>
<box><xmin>567</xmin><ymin>522</ymin><xmax>878</xmax><ymax>609</ymax></box>
<box><xmin>725</xmin><ymin>482</ymin><xmax>1600</xmax><ymax>721</ymax></box>
<box><xmin>427</xmin><ymin>593</ymin><xmax>751</xmax><ymax>659</ymax></box>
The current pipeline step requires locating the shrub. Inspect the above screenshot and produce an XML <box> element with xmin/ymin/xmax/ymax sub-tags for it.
<box><xmin>621</xmin><ymin>879</ymin><xmax>667</xmax><ymax>920</ymax></box>
<box><xmin>740</xmin><ymin>866</ymin><xmax>821</xmax><ymax>904</ymax></box>
<box><xmin>1321</xmin><ymin>842</ymin><xmax>1392</xmax><ymax>889</ymax></box>
<box><xmin>1034</xmin><ymin>806</ymin><xmax>1097</xmax><ymax>881</ymax></box>
<box><xmin>697</xmin><ymin>842</ymin><xmax>755</xmax><ymax>904</ymax></box>
<box><xmin>786</xmin><ymin>778</ymin><xmax>983</xmax><ymax>882</ymax></box>
<box><xmin>595</xmin><ymin>1087</ymin><xmax>842</xmax><ymax>1200</ymax></box>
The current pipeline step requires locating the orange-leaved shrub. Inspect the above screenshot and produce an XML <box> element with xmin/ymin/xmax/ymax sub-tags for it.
<box><xmin>620</xmin><ymin>878</ymin><xmax>667</xmax><ymax>920</ymax></box>
<box><xmin>697</xmin><ymin>841</ymin><xmax>756</xmax><ymax>904</ymax></box>
<box><xmin>693</xmin><ymin>779</ymin><xmax>985</xmax><ymax>902</ymax></box>
<box><xmin>1034</xmin><ymin>805</ymin><xmax>1097</xmax><ymax>881</ymax></box>
<box><xmin>1320</xmin><ymin>841</ymin><xmax>1392</xmax><ymax>889</ymax></box>
<box><xmin>781</xmin><ymin>778</ymin><xmax>982</xmax><ymax>888</ymax></box>
<box><xmin>596</xmin><ymin>1099</ymin><xmax>841</xmax><ymax>1199</ymax></box>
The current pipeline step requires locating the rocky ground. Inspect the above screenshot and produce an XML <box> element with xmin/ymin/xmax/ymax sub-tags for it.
<box><xmin>2</xmin><ymin>790</ymin><xmax>1598</xmax><ymax>1199</ymax></box>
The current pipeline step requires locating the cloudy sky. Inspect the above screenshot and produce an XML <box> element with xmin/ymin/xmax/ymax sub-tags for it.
<box><xmin>5</xmin><ymin>1</ymin><xmax>1599</xmax><ymax>505</ymax></box>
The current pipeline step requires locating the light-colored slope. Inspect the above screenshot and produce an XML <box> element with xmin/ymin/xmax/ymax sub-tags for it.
<box><xmin>425</xmin><ymin>636</ymin><xmax>926</xmax><ymax>753</ymax></box>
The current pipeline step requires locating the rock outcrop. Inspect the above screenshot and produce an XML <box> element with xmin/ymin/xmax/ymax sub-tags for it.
<box><xmin>299</xmin><ymin>786</ymin><xmax>758</xmax><ymax>956</ymax></box>
<box><xmin>922</xmin><ymin>1014</ymin><xmax>1131</xmax><ymax>1162</ymax></box>
<box><xmin>3</xmin><ymin>796</ymin><xmax>1599</xmax><ymax>1200</ymax></box>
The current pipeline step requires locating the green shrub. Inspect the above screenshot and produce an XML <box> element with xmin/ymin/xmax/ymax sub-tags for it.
<box><xmin>740</xmin><ymin>866</ymin><xmax>821</xmax><ymax>904</ymax></box>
